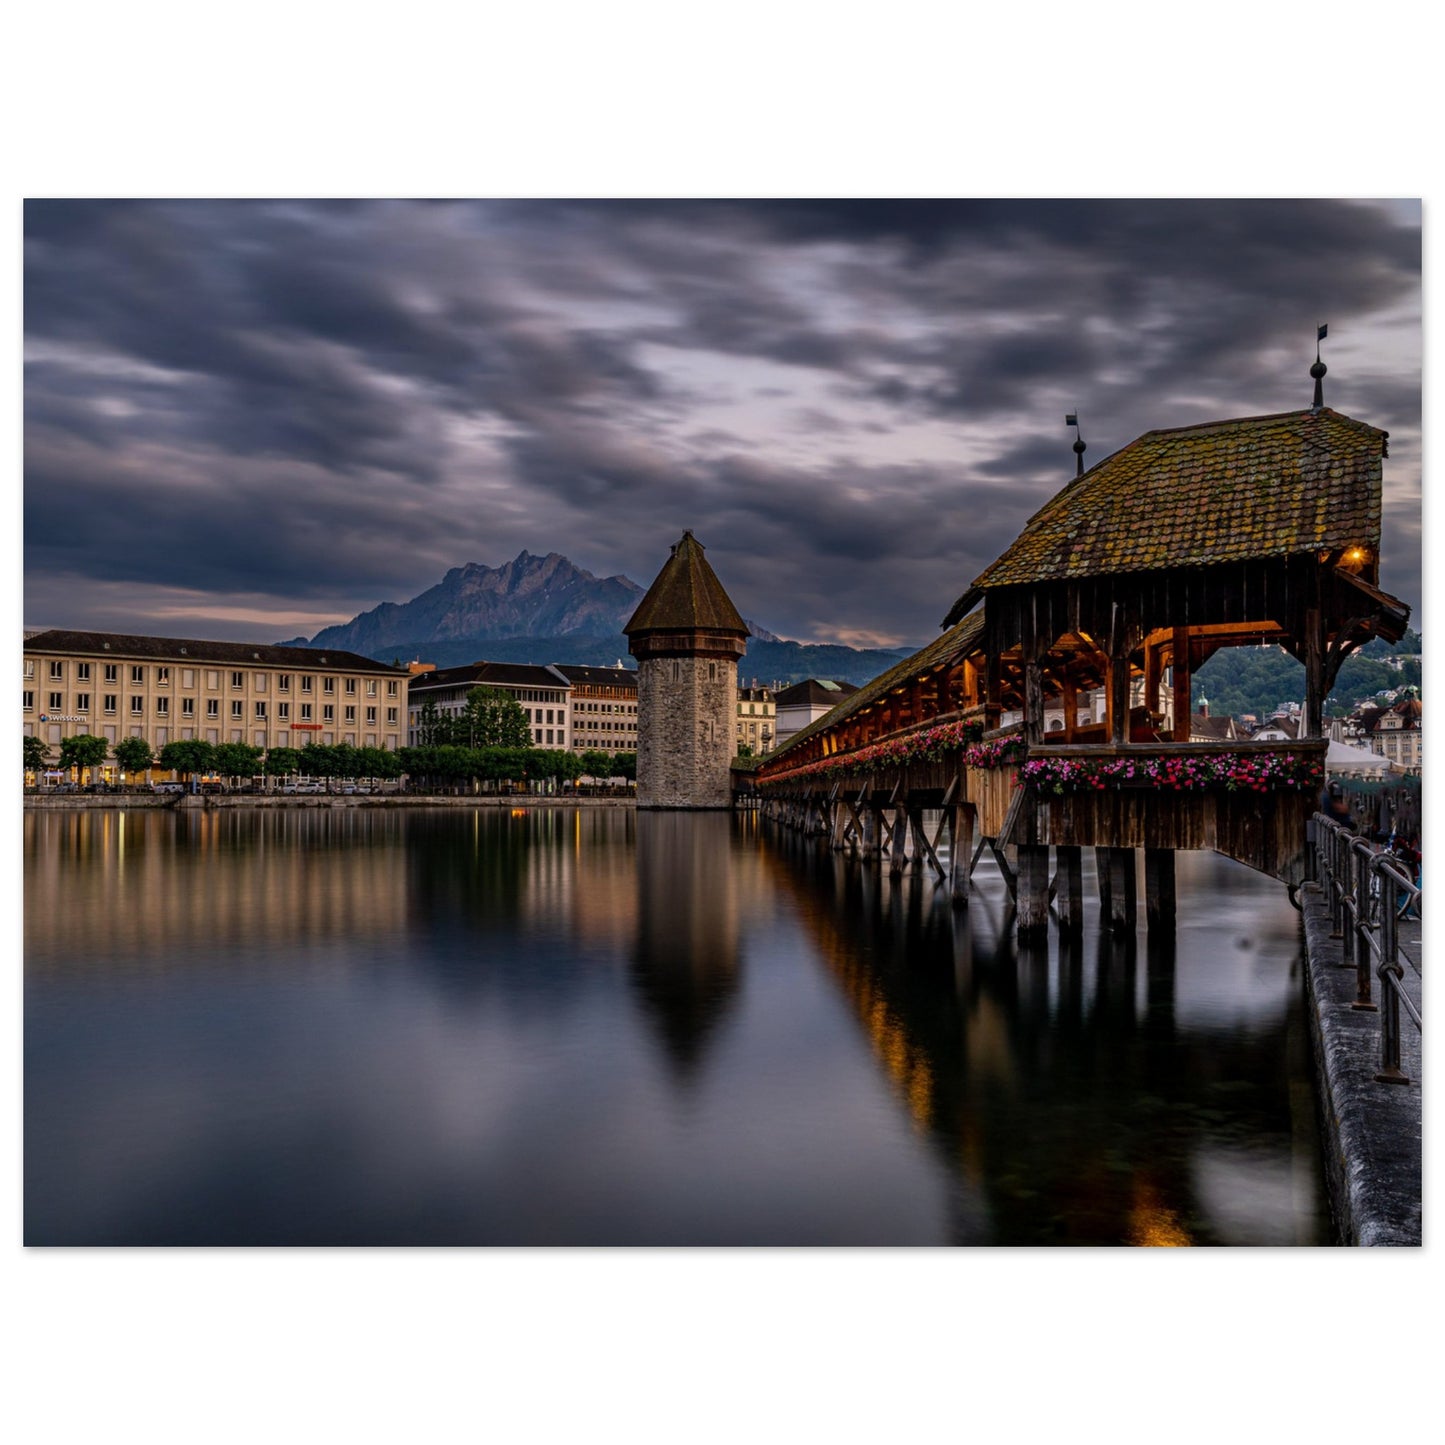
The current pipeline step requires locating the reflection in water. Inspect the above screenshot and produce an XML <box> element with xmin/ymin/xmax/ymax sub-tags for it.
<box><xmin>24</xmin><ymin>808</ymin><xmax>1327</xmax><ymax>1245</ymax></box>
<box><xmin>632</xmin><ymin>813</ymin><xmax>741</xmax><ymax>1077</ymax></box>
<box><xmin>759</xmin><ymin>828</ymin><xmax>1328</xmax><ymax>1246</ymax></box>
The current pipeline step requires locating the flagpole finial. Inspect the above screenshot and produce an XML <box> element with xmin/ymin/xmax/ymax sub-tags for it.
<box><xmin>1066</xmin><ymin>412</ymin><xmax>1086</xmax><ymax>476</ymax></box>
<box><xmin>1311</xmin><ymin>323</ymin><xmax>1328</xmax><ymax>411</ymax></box>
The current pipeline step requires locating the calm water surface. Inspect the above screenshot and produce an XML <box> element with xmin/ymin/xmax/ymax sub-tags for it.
<box><xmin>24</xmin><ymin>806</ymin><xmax>1330</xmax><ymax>1245</ymax></box>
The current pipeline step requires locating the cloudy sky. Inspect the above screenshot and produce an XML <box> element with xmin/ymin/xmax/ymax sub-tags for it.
<box><xmin>23</xmin><ymin>199</ymin><xmax>1421</xmax><ymax>650</ymax></box>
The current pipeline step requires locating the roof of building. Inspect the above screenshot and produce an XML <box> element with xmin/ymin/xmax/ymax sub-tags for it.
<box><xmin>624</xmin><ymin>531</ymin><xmax>748</xmax><ymax>637</ymax></box>
<box><xmin>764</xmin><ymin>610</ymin><xmax>987</xmax><ymax>767</ymax></box>
<box><xmin>775</xmin><ymin>678</ymin><xmax>859</xmax><ymax>708</ymax></box>
<box><xmin>1190</xmin><ymin>713</ymin><xmax>1235</xmax><ymax>741</ymax></box>
<box><xmin>23</xmin><ymin>628</ymin><xmax>406</xmax><ymax>674</ymax></box>
<box><xmin>945</xmin><ymin>408</ymin><xmax>1387</xmax><ymax>623</ymax></box>
<box><xmin>552</xmin><ymin>663</ymin><xmax>639</xmax><ymax>688</ymax></box>
<box><xmin>407</xmin><ymin>660</ymin><xmax>570</xmax><ymax>693</ymax></box>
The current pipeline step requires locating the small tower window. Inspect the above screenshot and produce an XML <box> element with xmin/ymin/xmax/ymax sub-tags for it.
<box><xmin>709</xmin><ymin>662</ymin><xmax>717</xmax><ymax>682</ymax></box>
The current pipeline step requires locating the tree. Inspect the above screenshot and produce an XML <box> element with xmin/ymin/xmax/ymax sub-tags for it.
<box><xmin>158</xmin><ymin>739</ymin><xmax>216</xmax><ymax>782</ymax></box>
<box><xmin>58</xmin><ymin>733</ymin><xmax>109</xmax><ymax>782</ymax></box>
<box><xmin>264</xmin><ymin>746</ymin><xmax>305</xmax><ymax>778</ymax></box>
<box><xmin>24</xmin><ymin>734</ymin><xmax>50</xmax><ymax>775</ymax></box>
<box><xmin>415</xmin><ymin>699</ymin><xmax>452</xmax><ymax>747</ymax></box>
<box><xmin>579</xmin><ymin>748</ymin><xmax>614</xmax><ymax>780</ymax></box>
<box><xmin>610</xmin><ymin>751</ymin><xmax>637</xmax><ymax>781</ymax></box>
<box><xmin>114</xmin><ymin>736</ymin><xmax>154</xmax><ymax>778</ymax></box>
<box><xmin>459</xmin><ymin>688</ymin><xmax>533</xmax><ymax>748</ymax></box>
<box><xmin>213</xmin><ymin>742</ymin><xmax>263</xmax><ymax>780</ymax></box>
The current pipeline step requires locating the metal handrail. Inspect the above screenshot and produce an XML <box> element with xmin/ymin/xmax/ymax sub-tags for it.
<box><xmin>1312</xmin><ymin>812</ymin><xmax>1421</xmax><ymax>1084</ymax></box>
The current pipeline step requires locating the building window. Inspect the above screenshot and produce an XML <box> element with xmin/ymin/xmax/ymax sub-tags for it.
<box><xmin>23</xmin><ymin>690</ymin><xmax>34</xmax><ymax>711</ymax></box>
<box><xmin>345</xmin><ymin>678</ymin><xmax>357</xmax><ymax>695</ymax></box>
<box><xmin>366</xmin><ymin>681</ymin><xmax>377</xmax><ymax>697</ymax></box>
<box><xmin>301</xmin><ymin>703</ymin><xmax>314</xmax><ymax>721</ymax></box>
<box><xmin>278</xmin><ymin>674</ymin><xmax>291</xmax><ymax>691</ymax></box>
<box><xmin>131</xmin><ymin>697</ymin><xmax>144</xmax><ymax>716</ymax></box>
<box><xmin>131</xmin><ymin>666</ymin><xmax>145</xmax><ymax>685</ymax></box>
<box><xmin>73</xmin><ymin>693</ymin><xmax>90</xmax><ymax>713</ymax></box>
<box><xmin>386</xmin><ymin>707</ymin><xmax>397</xmax><ymax>724</ymax></box>
<box><xmin>155</xmin><ymin>697</ymin><xmax>169</xmax><ymax>716</ymax></box>
<box><xmin>231</xmin><ymin>671</ymin><xmax>244</xmax><ymax>689</ymax></box>
<box><xmin>301</xmin><ymin>676</ymin><xmax>313</xmax><ymax>693</ymax></box>
<box><xmin>182</xmin><ymin>698</ymin><xmax>195</xmax><ymax>717</ymax></box>
<box><xmin>387</xmin><ymin>680</ymin><xmax>398</xmax><ymax>697</ymax></box>
<box><xmin>105</xmin><ymin>664</ymin><xmax>118</xmax><ymax>684</ymax></box>
<box><xmin>345</xmin><ymin>706</ymin><xmax>356</xmax><ymax>722</ymax></box>
<box><xmin>365</xmin><ymin>706</ymin><xmax>376</xmax><ymax>724</ymax></box>
<box><xmin>323</xmin><ymin>677</ymin><xmax>335</xmax><ymax>695</ymax></box>
<box><xmin>277</xmin><ymin>702</ymin><xmax>289</xmax><ymax>720</ymax></box>
<box><xmin>207</xmin><ymin>699</ymin><xmax>219</xmax><ymax>718</ymax></box>
<box><xmin>104</xmin><ymin>694</ymin><xmax>117</xmax><ymax>714</ymax></box>
<box><xmin>207</xmin><ymin>670</ymin><xmax>220</xmax><ymax>689</ymax></box>
<box><xmin>50</xmin><ymin>661</ymin><xmax>65</xmax><ymax>681</ymax></box>
<box><xmin>77</xmin><ymin>662</ymin><xmax>91</xmax><ymax>682</ymax></box>
<box><xmin>231</xmin><ymin>701</ymin><xmax>243</xmax><ymax>719</ymax></box>
<box><xmin>48</xmin><ymin>691</ymin><xmax>63</xmax><ymax>710</ymax></box>
<box><xmin>157</xmin><ymin>667</ymin><xmax>170</xmax><ymax>686</ymax></box>
<box><xmin>254</xmin><ymin>674</ymin><xmax>267</xmax><ymax>691</ymax></box>
<box><xmin>254</xmin><ymin>701</ymin><xmax>266</xmax><ymax>719</ymax></box>
<box><xmin>24</xmin><ymin>660</ymin><xmax>34</xmax><ymax>679</ymax></box>
<box><xmin>182</xmin><ymin>669</ymin><xmax>195</xmax><ymax>687</ymax></box>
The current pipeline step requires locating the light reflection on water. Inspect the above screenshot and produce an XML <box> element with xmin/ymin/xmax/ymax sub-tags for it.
<box><xmin>24</xmin><ymin>807</ymin><xmax>1330</xmax><ymax>1245</ymax></box>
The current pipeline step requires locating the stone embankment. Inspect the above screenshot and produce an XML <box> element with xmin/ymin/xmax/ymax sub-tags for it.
<box><xmin>25</xmin><ymin>793</ymin><xmax>636</xmax><ymax>810</ymax></box>
<box><xmin>1298</xmin><ymin>882</ymin><xmax>1422</xmax><ymax>1246</ymax></box>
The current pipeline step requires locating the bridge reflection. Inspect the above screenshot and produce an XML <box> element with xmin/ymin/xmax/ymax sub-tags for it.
<box><xmin>759</xmin><ymin>824</ymin><xmax>1319</xmax><ymax>1245</ymax></box>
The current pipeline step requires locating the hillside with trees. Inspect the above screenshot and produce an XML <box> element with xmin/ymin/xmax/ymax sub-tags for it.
<box><xmin>1192</xmin><ymin>630</ymin><xmax>1421</xmax><ymax>721</ymax></box>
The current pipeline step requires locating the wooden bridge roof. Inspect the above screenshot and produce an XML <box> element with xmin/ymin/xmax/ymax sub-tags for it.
<box><xmin>944</xmin><ymin>407</ymin><xmax>1387</xmax><ymax>625</ymax></box>
<box><xmin>763</xmin><ymin>609</ymin><xmax>986</xmax><ymax>766</ymax></box>
<box><xmin>624</xmin><ymin>530</ymin><xmax>748</xmax><ymax>638</ymax></box>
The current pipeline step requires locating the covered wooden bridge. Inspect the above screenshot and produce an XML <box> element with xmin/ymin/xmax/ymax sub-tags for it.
<box><xmin>754</xmin><ymin>396</ymin><xmax>1410</xmax><ymax>935</ymax></box>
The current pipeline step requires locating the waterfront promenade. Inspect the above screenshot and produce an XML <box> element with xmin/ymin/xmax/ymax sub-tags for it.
<box><xmin>1299</xmin><ymin>883</ymin><xmax>1422</xmax><ymax>1245</ymax></box>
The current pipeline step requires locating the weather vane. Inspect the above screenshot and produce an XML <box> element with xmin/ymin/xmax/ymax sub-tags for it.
<box><xmin>1066</xmin><ymin>412</ymin><xmax>1086</xmax><ymax>476</ymax></box>
<box><xmin>1311</xmin><ymin>323</ymin><xmax>1328</xmax><ymax>411</ymax></box>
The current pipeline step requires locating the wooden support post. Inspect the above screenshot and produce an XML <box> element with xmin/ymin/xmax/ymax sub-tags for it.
<box><xmin>859</xmin><ymin>801</ymin><xmax>878</xmax><ymax>860</ymax></box>
<box><xmin>1017</xmin><ymin>845</ymin><xmax>1051</xmax><ymax>935</ymax></box>
<box><xmin>1054</xmin><ymin>844</ymin><xmax>1084</xmax><ymax>934</ymax></box>
<box><xmin>1303</xmin><ymin>607</ymin><xmax>1324</xmax><ymax>740</ymax></box>
<box><xmin>908</xmin><ymin>806</ymin><xmax>926</xmax><ymax>874</ymax></box>
<box><xmin>1105</xmin><ymin>847</ymin><xmax>1137</xmax><ymax>932</ymax></box>
<box><xmin>1095</xmin><ymin>846</ymin><xmax>1113</xmax><ymax>912</ymax></box>
<box><xmin>889</xmin><ymin>805</ymin><xmax>908</xmax><ymax>875</ymax></box>
<box><xmin>1144</xmin><ymin>848</ymin><xmax>1176</xmax><ymax>931</ymax></box>
<box><xmin>949</xmin><ymin>803</ymin><xmax>975</xmax><ymax>908</ymax></box>
<box><xmin>1061</xmin><ymin>676</ymin><xmax>1078</xmax><ymax>742</ymax></box>
<box><xmin>1171</xmin><ymin>627</ymin><xmax>1191</xmax><ymax>742</ymax></box>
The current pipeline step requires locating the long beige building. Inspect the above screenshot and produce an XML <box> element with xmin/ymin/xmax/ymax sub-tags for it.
<box><xmin>24</xmin><ymin>628</ymin><xmax>409</xmax><ymax>775</ymax></box>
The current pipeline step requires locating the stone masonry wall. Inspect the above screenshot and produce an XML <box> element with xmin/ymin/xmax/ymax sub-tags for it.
<box><xmin>637</xmin><ymin>654</ymin><xmax>737</xmax><ymax>808</ymax></box>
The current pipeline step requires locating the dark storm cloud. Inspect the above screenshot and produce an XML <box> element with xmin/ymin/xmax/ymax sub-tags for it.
<box><xmin>24</xmin><ymin>199</ymin><xmax>1421</xmax><ymax>644</ymax></box>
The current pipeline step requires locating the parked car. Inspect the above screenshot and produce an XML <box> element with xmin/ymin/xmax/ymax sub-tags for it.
<box><xmin>152</xmin><ymin>782</ymin><xmax>184</xmax><ymax>794</ymax></box>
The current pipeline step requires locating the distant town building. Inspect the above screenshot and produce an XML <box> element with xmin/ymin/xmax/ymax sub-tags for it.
<box><xmin>406</xmin><ymin>661</ymin><xmax>571</xmax><ymax>748</ymax></box>
<box><xmin>625</xmin><ymin>531</ymin><xmax>749</xmax><ymax>809</ymax></box>
<box><xmin>553</xmin><ymin>663</ymin><xmax>639</xmax><ymax>756</ymax></box>
<box><xmin>1359</xmin><ymin>690</ymin><xmax>1421</xmax><ymax>774</ymax></box>
<box><xmin>736</xmin><ymin>683</ymin><xmax>775</xmax><ymax>755</ymax></box>
<box><xmin>23</xmin><ymin>628</ymin><xmax>408</xmax><ymax>777</ymax></box>
<box><xmin>773</xmin><ymin>678</ymin><xmax>859</xmax><ymax>747</ymax></box>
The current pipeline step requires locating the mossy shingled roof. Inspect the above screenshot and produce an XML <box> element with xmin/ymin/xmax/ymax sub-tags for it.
<box><xmin>624</xmin><ymin>531</ymin><xmax>748</xmax><ymax>637</ymax></box>
<box><xmin>969</xmin><ymin>407</ymin><xmax>1386</xmax><ymax>593</ymax></box>
<box><xmin>762</xmin><ymin>609</ymin><xmax>986</xmax><ymax>767</ymax></box>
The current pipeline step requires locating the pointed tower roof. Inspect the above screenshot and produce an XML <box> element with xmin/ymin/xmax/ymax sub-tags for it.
<box><xmin>625</xmin><ymin>531</ymin><xmax>748</xmax><ymax>639</ymax></box>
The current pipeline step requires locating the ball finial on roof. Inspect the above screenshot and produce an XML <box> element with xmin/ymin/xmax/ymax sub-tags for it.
<box><xmin>1311</xmin><ymin>323</ymin><xmax>1328</xmax><ymax>411</ymax></box>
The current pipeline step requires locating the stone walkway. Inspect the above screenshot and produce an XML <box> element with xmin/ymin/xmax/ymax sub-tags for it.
<box><xmin>1299</xmin><ymin>884</ymin><xmax>1422</xmax><ymax>1245</ymax></box>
